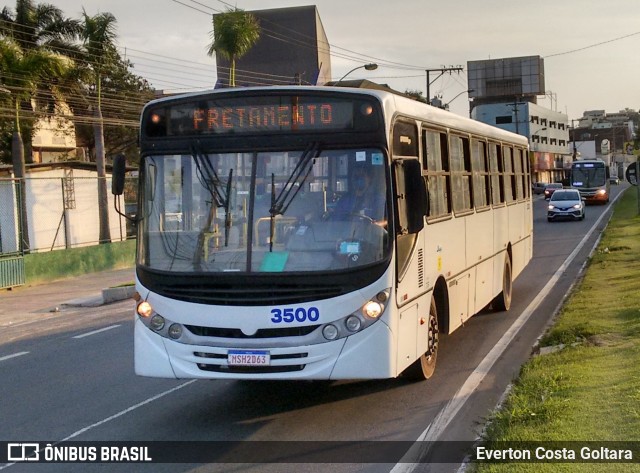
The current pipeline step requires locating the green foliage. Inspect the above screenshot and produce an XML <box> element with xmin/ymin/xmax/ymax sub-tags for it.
<box><xmin>24</xmin><ymin>240</ymin><xmax>135</xmax><ymax>284</ymax></box>
<box><xmin>0</xmin><ymin>2</ymin><xmax>153</xmax><ymax>165</ymax></box>
<box><xmin>471</xmin><ymin>188</ymin><xmax>640</xmax><ymax>471</ymax></box>
<box><xmin>208</xmin><ymin>8</ymin><xmax>261</xmax><ymax>87</ymax></box>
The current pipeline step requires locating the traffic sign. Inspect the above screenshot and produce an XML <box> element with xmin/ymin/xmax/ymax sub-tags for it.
<box><xmin>626</xmin><ymin>162</ymin><xmax>638</xmax><ymax>186</ymax></box>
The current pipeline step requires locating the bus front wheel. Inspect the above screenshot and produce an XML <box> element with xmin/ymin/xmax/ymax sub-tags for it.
<box><xmin>492</xmin><ymin>255</ymin><xmax>512</xmax><ymax>312</ymax></box>
<box><xmin>404</xmin><ymin>296</ymin><xmax>439</xmax><ymax>380</ymax></box>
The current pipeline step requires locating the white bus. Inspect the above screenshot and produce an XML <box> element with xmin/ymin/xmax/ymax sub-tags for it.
<box><xmin>570</xmin><ymin>158</ymin><xmax>610</xmax><ymax>204</ymax></box>
<box><xmin>112</xmin><ymin>86</ymin><xmax>533</xmax><ymax>380</ymax></box>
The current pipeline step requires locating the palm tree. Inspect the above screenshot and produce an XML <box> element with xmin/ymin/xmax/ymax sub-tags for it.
<box><xmin>0</xmin><ymin>38</ymin><xmax>66</xmax><ymax>251</ymax></box>
<box><xmin>207</xmin><ymin>8</ymin><xmax>260</xmax><ymax>87</ymax></box>
<box><xmin>1</xmin><ymin>1</ymin><xmax>81</xmax><ymax>165</ymax></box>
<box><xmin>0</xmin><ymin>0</ymin><xmax>81</xmax><ymax>54</ymax></box>
<box><xmin>79</xmin><ymin>9</ymin><xmax>117</xmax><ymax>244</ymax></box>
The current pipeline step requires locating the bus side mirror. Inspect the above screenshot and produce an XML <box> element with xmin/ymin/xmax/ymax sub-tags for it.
<box><xmin>394</xmin><ymin>158</ymin><xmax>427</xmax><ymax>234</ymax></box>
<box><xmin>111</xmin><ymin>154</ymin><xmax>136</xmax><ymax>223</ymax></box>
<box><xmin>112</xmin><ymin>154</ymin><xmax>126</xmax><ymax>196</ymax></box>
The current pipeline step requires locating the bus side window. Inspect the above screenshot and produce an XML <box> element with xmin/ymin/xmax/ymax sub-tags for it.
<box><xmin>392</xmin><ymin>120</ymin><xmax>418</xmax><ymax>157</ymax></box>
<box><xmin>513</xmin><ymin>148</ymin><xmax>524</xmax><ymax>201</ymax></box>
<box><xmin>517</xmin><ymin>148</ymin><xmax>530</xmax><ymax>199</ymax></box>
<box><xmin>450</xmin><ymin>135</ymin><xmax>473</xmax><ymax>214</ymax></box>
<box><xmin>471</xmin><ymin>139</ymin><xmax>490</xmax><ymax>209</ymax></box>
<box><xmin>489</xmin><ymin>143</ymin><xmax>504</xmax><ymax>205</ymax></box>
<box><xmin>423</xmin><ymin>128</ymin><xmax>451</xmax><ymax>219</ymax></box>
<box><xmin>502</xmin><ymin>145</ymin><xmax>515</xmax><ymax>204</ymax></box>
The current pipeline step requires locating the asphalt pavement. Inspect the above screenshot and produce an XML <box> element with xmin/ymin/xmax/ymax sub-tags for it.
<box><xmin>0</xmin><ymin>267</ymin><xmax>136</xmax><ymax>327</ymax></box>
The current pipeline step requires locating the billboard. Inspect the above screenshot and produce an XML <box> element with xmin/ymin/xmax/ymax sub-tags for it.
<box><xmin>467</xmin><ymin>56</ymin><xmax>545</xmax><ymax>100</ymax></box>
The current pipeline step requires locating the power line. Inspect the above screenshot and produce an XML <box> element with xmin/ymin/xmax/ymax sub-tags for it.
<box><xmin>545</xmin><ymin>30</ymin><xmax>640</xmax><ymax>58</ymax></box>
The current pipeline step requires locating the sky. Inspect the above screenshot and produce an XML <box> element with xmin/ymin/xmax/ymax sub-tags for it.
<box><xmin>40</xmin><ymin>0</ymin><xmax>640</xmax><ymax>120</ymax></box>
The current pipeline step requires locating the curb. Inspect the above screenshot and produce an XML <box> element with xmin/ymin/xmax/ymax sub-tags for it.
<box><xmin>101</xmin><ymin>285</ymin><xmax>137</xmax><ymax>304</ymax></box>
<box><xmin>61</xmin><ymin>285</ymin><xmax>136</xmax><ymax>308</ymax></box>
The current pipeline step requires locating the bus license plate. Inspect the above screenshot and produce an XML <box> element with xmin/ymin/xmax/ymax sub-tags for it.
<box><xmin>227</xmin><ymin>350</ymin><xmax>270</xmax><ymax>366</ymax></box>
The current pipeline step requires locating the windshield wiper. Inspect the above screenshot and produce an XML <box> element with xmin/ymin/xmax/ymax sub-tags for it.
<box><xmin>267</xmin><ymin>142</ymin><xmax>321</xmax><ymax>252</ymax></box>
<box><xmin>191</xmin><ymin>143</ymin><xmax>228</xmax><ymax>209</ymax></box>
<box><xmin>269</xmin><ymin>141</ymin><xmax>320</xmax><ymax>217</ymax></box>
<box><xmin>191</xmin><ymin>144</ymin><xmax>233</xmax><ymax>269</ymax></box>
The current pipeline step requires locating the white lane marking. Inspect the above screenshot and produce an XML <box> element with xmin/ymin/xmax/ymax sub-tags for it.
<box><xmin>60</xmin><ymin>380</ymin><xmax>198</xmax><ymax>441</ymax></box>
<box><xmin>72</xmin><ymin>324</ymin><xmax>121</xmax><ymax>339</ymax></box>
<box><xmin>0</xmin><ymin>380</ymin><xmax>197</xmax><ymax>471</ymax></box>
<box><xmin>391</xmin><ymin>194</ymin><xmax>620</xmax><ymax>472</ymax></box>
<box><xmin>0</xmin><ymin>351</ymin><xmax>29</xmax><ymax>362</ymax></box>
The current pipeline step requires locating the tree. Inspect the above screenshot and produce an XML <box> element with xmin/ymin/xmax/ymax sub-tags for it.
<box><xmin>1</xmin><ymin>1</ymin><xmax>81</xmax><ymax>164</ymax></box>
<box><xmin>207</xmin><ymin>8</ymin><xmax>260</xmax><ymax>87</ymax></box>
<box><xmin>0</xmin><ymin>0</ymin><xmax>80</xmax><ymax>54</ymax></box>
<box><xmin>0</xmin><ymin>38</ymin><xmax>66</xmax><ymax>251</ymax></box>
<box><xmin>404</xmin><ymin>89</ymin><xmax>428</xmax><ymax>104</ymax></box>
<box><xmin>78</xmin><ymin>9</ymin><xmax>117</xmax><ymax>244</ymax></box>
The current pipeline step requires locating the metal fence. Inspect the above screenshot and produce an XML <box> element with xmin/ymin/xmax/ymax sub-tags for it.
<box><xmin>0</xmin><ymin>175</ymin><xmax>138</xmax><ymax>256</ymax></box>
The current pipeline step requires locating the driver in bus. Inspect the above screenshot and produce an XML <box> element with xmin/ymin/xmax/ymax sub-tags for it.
<box><xmin>333</xmin><ymin>165</ymin><xmax>386</xmax><ymax>224</ymax></box>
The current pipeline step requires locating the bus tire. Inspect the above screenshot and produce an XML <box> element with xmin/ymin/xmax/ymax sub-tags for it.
<box><xmin>404</xmin><ymin>296</ymin><xmax>438</xmax><ymax>380</ymax></box>
<box><xmin>492</xmin><ymin>254</ymin><xmax>512</xmax><ymax>312</ymax></box>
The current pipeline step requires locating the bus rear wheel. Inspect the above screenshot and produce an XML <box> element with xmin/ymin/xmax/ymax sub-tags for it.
<box><xmin>404</xmin><ymin>296</ymin><xmax>438</xmax><ymax>380</ymax></box>
<box><xmin>492</xmin><ymin>255</ymin><xmax>512</xmax><ymax>312</ymax></box>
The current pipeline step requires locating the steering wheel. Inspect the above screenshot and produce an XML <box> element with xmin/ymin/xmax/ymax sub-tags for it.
<box><xmin>347</xmin><ymin>212</ymin><xmax>376</xmax><ymax>225</ymax></box>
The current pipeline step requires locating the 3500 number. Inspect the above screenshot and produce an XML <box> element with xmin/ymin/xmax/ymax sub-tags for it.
<box><xmin>271</xmin><ymin>307</ymin><xmax>320</xmax><ymax>323</ymax></box>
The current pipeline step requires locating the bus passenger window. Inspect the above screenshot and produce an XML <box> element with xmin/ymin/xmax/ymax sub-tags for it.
<box><xmin>450</xmin><ymin>136</ymin><xmax>472</xmax><ymax>213</ymax></box>
<box><xmin>489</xmin><ymin>143</ymin><xmax>504</xmax><ymax>205</ymax></box>
<box><xmin>423</xmin><ymin>129</ymin><xmax>450</xmax><ymax>218</ymax></box>
<box><xmin>471</xmin><ymin>139</ymin><xmax>490</xmax><ymax>209</ymax></box>
<box><xmin>393</xmin><ymin>121</ymin><xmax>418</xmax><ymax>157</ymax></box>
<box><xmin>502</xmin><ymin>146</ymin><xmax>515</xmax><ymax>203</ymax></box>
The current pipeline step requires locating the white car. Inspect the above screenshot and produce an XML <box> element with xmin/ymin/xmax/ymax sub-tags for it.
<box><xmin>547</xmin><ymin>189</ymin><xmax>585</xmax><ymax>222</ymax></box>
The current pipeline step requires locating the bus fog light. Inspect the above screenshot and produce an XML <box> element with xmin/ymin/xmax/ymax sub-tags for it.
<box><xmin>345</xmin><ymin>315</ymin><xmax>362</xmax><ymax>332</ymax></box>
<box><xmin>137</xmin><ymin>301</ymin><xmax>153</xmax><ymax>318</ymax></box>
<box><xmin>150</xmin><ymin>315</ymin><xmax>165</xmax><ymax>331</ymax></box>
<box><xmin>168</xmin><ymin>324</ymin><xmax>183</xmax><ymax>339</ymax></box>
<box><xmin>362</xmin><ymin>301</ymin><xmax>383</xmax><ymax>319</ymax></box>
<box><xmin>323</xmin><ymin>324</ymin><xmax>339</xmax><ymax>340</ymax></box>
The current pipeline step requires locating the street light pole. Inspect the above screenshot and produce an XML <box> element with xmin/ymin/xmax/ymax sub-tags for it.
<box><xmin>444</xmin><ymin>89</ymin><xmax>474</xmax><ymax>110</ymax></box>
<box><xmin>336</xmin><ymin>63</ymin><xmax>378</xmax><ymax>83</ymax></box>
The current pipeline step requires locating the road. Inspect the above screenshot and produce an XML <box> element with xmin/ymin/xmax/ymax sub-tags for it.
<box><xmin>0</xmin><ymin>185</ymin><xmax>627</xmax><ymax>473</ymax></box>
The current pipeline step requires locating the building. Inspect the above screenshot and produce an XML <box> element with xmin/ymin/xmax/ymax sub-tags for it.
<box><xmin>0</xmin><ymin>162</ymin><xmax>128</xmax><ymax>255</ymax></box>
<box><xmin>468</xmin><ymin>56</ymin><xmax>572</xmax><ymax>184</ymax></box>
<box><xmin>213</xmin><ymin>6</ymin><xmax>332</xmax><ymax>88</ymax></box>
<box><xmin>570</xmin><ymin>109</ymin><xmax>637</xmax><ymax>176</ymax></box>
<box><xmin>30</xmin><ymin>102</ymin><xmax>83</xmax><ymax>163</ymax></box>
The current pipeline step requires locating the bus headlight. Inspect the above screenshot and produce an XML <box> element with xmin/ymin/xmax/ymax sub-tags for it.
<box><xmin>597</xmin><ymin>189</ymin><xmax>607</xmax><ymax>195</ymax></box>
<box><xmin>323</xmin><ymin>324</ymin><xmax>339</xmax><ymax>340</ymax></box>
<box><xmin>168</xmin><ymin>324</ymin><xmax>183</xmax><ymax>339</ymax></box>
<box><xmin>150</xmin><ymin>314</ymin><xmax>165</xmax><ymax>331</ymax></box>
<box><xmin>362</xmin><ymin>300</ymin><xmax>383</xmax><ymax>319</ymax></box>
<box><xmin>319</xmin><ymin>289</ymin><xmax>390</xmax><ymax>342</ymax></box>
<box><xmin>345</xmin><ymin>315</ymin><xmax>362</xmax><ymax>332</ymax></box>
<box><xmin>137</xmin><ymin>301</ymin><xmax>153</xmax><ymax>318</ymax></box>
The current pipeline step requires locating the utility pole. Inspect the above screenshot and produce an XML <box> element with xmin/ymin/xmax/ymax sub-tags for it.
<box><xmin>425</xmin><ymin>66</ymin><xmax>463</xmax><ymax>105</ymax></box>
<box><xmin>571</xmin><ymin>119</ymin><xmax>577</xmax><ymax>161</ymax></box>
<box><xmin>506</xmin><ymin>97</ymin><xmax>523</xmax><ymax>135</ymax></box>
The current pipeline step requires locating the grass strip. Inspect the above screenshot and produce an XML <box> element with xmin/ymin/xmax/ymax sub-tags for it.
<box><xmin>470</xmin><ymin>188</ymin><xmax>640</xmax><ymax>472</ymax></box>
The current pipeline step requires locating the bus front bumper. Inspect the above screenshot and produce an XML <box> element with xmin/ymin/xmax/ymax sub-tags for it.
<box><xmin>134</xmin><ymin>318</ymin><xmax>395</xmax><ymax>380</ymax></box>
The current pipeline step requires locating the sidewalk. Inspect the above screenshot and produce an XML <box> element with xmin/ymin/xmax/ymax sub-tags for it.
<box><xmin>0</xmin><ymin>267</ymin><xmax>136</xmax><ymax>324</ymax></box>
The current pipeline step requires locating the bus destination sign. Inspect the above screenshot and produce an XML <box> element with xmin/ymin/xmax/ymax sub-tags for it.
<box><xmin>143</xmin><ymin>95</ymin><xmax>378</xmax><ymax>137</ymax></box>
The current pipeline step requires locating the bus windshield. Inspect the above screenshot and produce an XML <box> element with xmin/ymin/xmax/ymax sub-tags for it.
<box><xmin>139</xmin><ymin>147</ymin><xmax>390</xmax><ymax>274</ymax></box>
<box><xmin>571</xmin><ymin>163</ymin><xmax>606</xmax><ymax>188</ymax></box>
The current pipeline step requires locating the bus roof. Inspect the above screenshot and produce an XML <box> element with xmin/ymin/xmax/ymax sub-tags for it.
<box><xmin>144</xmin><ymin>86</ymin><xmax>529</xmax><ymax>147</ymax></box>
